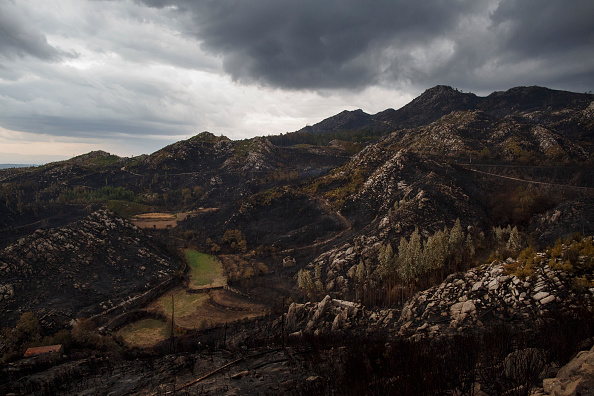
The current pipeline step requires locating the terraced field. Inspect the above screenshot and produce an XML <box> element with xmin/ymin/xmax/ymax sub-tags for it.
<box><xmin>185</xmin><ymin>250</ymin><xmax>226</xmax><ymax>289</ymax></box>
<box><xmin>117</xmin><ymin>319</ymin><xmax>167</xmax><ymax>348</ymax></box>
<box><xmin>117</xmin><ymin>250</ymin><xmax>266</xmax><ymax>347</ymax></box>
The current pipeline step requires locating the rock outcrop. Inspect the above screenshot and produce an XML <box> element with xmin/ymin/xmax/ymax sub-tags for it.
<box><xmin>0</xmin><ymin>210</ymin><xmax>180</xmax><ymax>329</ymax></box>
<box><xmin>286</xmin><ymin>253</ymin><xmax>593</xmax><ymax>341</ymax></box>
<box><xmin>396</xmin><ymin>259</ymin><xmax>592</xmax><ymax>339</ymax></box>
<box><xmin>538</xmin><ymin>344</ymin><xmax>594</xmax><ymax>396</ymax></box>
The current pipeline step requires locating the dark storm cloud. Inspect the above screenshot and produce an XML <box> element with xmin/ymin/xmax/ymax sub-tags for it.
<box><xmin>491</xmin><ymin>0</ymin><xmax>594</xmax><ymax>59</ymax></box>
<box><xmin>140</xmin><ymin>0</ymin><xmax>482</xmax><ymax>90</ymax></box>
<box><xmin>139</xmin><ymin>0</ymin><xmax>594</xmax><ymax>92</ymax></box>
<box><xmin>0</xmin><ymin>3</ymin><xmax>68</xmax><ymax>61</ymax></box>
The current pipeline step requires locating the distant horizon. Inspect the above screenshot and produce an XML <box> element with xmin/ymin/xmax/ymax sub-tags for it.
<box><xmin>3</xmin><ymin>83</ymin><xmax>593</xmax><ymax>166</ymax></box>
<box><xmin>0</xmin><ymin>163</ymin><xmax>39</xmax><ymax>169</ymax></box>
<box><xmin>2</xmin><ymin>1</ymin><xmax>592</xmax><ymax>167</ymax></box>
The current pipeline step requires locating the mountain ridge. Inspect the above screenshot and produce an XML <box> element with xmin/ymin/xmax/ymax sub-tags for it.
<box><xmin>1</xmin><ymin>84</ymin><xmax>593</xmax><ymax>394</ymax></box>
<box><xmin>290</xmin><ymin>85</ymin><xmax>594</xmax><ymax>141</ymax></box>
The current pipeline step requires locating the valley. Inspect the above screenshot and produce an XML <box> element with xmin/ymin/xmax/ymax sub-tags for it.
<box><xmin>0</xmin><ymin>85</ymin><xmax>593</xmax><ymax>395</ymax></box>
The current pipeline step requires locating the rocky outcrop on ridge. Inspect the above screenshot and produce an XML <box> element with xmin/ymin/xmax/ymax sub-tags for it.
<box><xmin>396</xmin><ymin>259</ymin><xmax>592</xmax><ymax>339</ymax></box>
<box><xmin>530</xmin><ymin>198</ymin><xmax>594</xmax><ymax>247</ymax></box>
<box><xmin>292</xmin><ymin>85</ymin><xmax>594</xmax><ymax>144</ymax></box>
<box><xmin>385</xmin><ymin>109</ymin><xmax>589</xmax><ymax>161</ymax></box>
<box><xmin>283</xmin><ymin>295</ymin><xmax>397</xmax><ymax>338</ymax></box>
<box><xmin>285</xmin><ymin>253</ymin><xmax>593</xmax><ymax>340</ymax></box>
<box><xmin>0</xmin><ymin>210</ymin><xmax>180</xmax><ymax>329</ymax></box>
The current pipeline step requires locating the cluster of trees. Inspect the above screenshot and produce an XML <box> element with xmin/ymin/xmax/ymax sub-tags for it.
<box><xmin>1</xmin><ymin>313</ymin><xmax>120</xmax><ymax>364</ymax></box>
<box><xmin>221</xmin><ymin>229</ymin><xmax>248</xmax><ymax>253</ymax></box>
<box><xmin>375</xmin><ymin>219</ymin><xmax>476</xmax><ymax>303</ymax></box>
<box><xmin>267</xmin><ymin>126</ymin><xmax>387</xmax><ymax>148</ymax></box>
<box><xmin>0</xmin><ymin>182</ymin><xmax>44</xmax><ymax>218</ymax></box>
<box><xmin>297</xmin><ymin>264</ymin><xmax>324</xmax><ymax>301</ymax></box>
<box><xmin>488</xmin><ymin>224</ymin><xmax>522</xmax><ymax>260</ymax></box>
<box><xmin>58</xmin><ymin>186</ymin><xmax>136</xmax><ymax>203</ymax></box>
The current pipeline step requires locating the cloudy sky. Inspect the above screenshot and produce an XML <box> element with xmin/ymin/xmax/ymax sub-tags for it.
<box><xmin>1</xmin><ymin>0</ymin><xmax>593</xmax><ymax>163</ymax></box>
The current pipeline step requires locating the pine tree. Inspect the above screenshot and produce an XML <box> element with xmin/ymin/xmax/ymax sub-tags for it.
<box><xmin>465</xmin><ymin>233</ymin><xmax>476</xmax><ymax>264</ymax></box>
<box><xmin>396</xmin><ymin>234</ymin><xmax>417</xmax><ymax>296</ymax></box>
<box><xmin>378</xmin><ymin>242</ymin><xmax>394</xmax><ymax>274</ymax></box>
<box><xmin>448</xmin><ymin>219</ymin><xmax>465</xmax><ymax>271</ymax></box>
<box><xmin>297</xmin><ymin>269</ymin><xmax>314</xmax><ymax>301</ymax></box>
<box><xmin>423</xmin><ymin>230</ymin><xmax>448</xmax><ymax>283</ymax></box>
<box><xmin>507</xmin><ymin>226</ymin><xmax>521</xmax><ymax>254</ymax></box>
<box><xmin>355</xmin><ymin>260</ymin><xmax>366</xmax><ymax>302</ymax></box>
<box><xmin>377</xmin><ymin>243</ymin><xmax>397</xmax><ymax>304</ymax></box>
<box><xmin>409</xmin><ymin>227</ymin><xmax>424</xmax><ymax>277</ymax></box>
<box><xmin>314</xmin><ymin>263</ymin><xmax>324</xmax><ymax>297</ymax></box>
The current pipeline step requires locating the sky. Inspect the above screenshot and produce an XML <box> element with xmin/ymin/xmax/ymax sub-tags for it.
<box><xmin>1</xmin><ymin>0</ymin><xmax>593</xmax><ymax>164</ymax></box>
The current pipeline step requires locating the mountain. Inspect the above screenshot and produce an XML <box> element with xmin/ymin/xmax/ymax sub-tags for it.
<box><xmin>0</xmin><ymin>210</ymin><xmax>180</xmax><ymax>329</ymax></box>
<box><xmin>1</xmin><ymin>85</ymin><xmax>593</xmax><ymax>395</ymax></box>
<box><xmin>296</xmin><ymin>109</ymin><xmax>379</xmax><ymax>135</ymax></box>
<box><xmin>290</xmin><ymin>85</ymin><xmax>594</xmax><ymax>144</ymax></box>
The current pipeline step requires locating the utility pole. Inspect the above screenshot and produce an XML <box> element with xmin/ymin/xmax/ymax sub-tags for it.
<box><xmin>223</xmin><ymin>322</ymin><xmax>227</xmax><ymax>349</ymax></box>
<box><xmin>281</xmin><ymin>296</ymin><xmax>285</xmax><ymax>349</ymax></box>
<box><xmin>170</xmin><ymin>295</ymin><xmax>175</xmax><ymax>354</ymax></box>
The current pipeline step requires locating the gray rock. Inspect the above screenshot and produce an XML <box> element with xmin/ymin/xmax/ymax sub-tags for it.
<box><xmin>533</xmin><ymin>291</ymin><xmax>550</xmax><ymax>301</ymax></box>
<box><xmin>542</xmin><ymin>345</ymin><xmax>594</xmax><ymax>396</ymax></box>
<box><xmin>540</xmin><ymin>295</ymin><xmax>556</xmax><ymax>305</ymax></box>
<box><xmin>488</xmin><ymin>279</ymin><xmax>500</xmax><ymax>291</ymax></box>
<box><xmin>305</xmin><ymin>295</ymin><xmax>332</xmax><ymax>332</ymax></box>
<box><xmin>472</xmin><ymin>281</ymin><xmax>483</xmax><ymax>291</ymax></box>
<box><xmin>462</xmin><ymin>301</ymin><xmax>476</xmax><ymax>315</ymax></box>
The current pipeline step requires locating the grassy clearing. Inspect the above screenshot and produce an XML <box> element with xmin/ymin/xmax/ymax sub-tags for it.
<box><xmin>152</xmin><ymin>288</ymin><xmax>209</xmax><ymax>317</ymax></box>
<box><xmin>185</xmin><ymin>250</ymin><xmax>226</xmax><ymax>288</ymax></box>
<box><xmin>117</xmin><ymin>319</ymin><xmax>167</xmax><ymax>347</ymax></box>
<box><xmin>147</xmin><ymin>288</ymin><xmax>267</xmax><ymax>330</ymax></box>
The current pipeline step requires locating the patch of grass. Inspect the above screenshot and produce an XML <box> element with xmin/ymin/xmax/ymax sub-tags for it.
<box><xmin>154</xmin><ymin>289</ymin><xmax>209</xmax><ymax>317</ymax></box>
<box><xmin>106</xmin><ymin>200</ymin><xmax>150</xmax><ymax>218</ymax></box>
<box><xmin>91</xmin><ymin>155</ymin><xmax>121</xmax><ymax>167</ymax></box>
<box><xmin>117</xmin><ymin>319</ymin><xmax>167</xmax><ymax>347</ymax></box>
<box><xmin>185</xmin><ymin>249</ymin><xmax>226</xmax><ymax>288</ymax></box>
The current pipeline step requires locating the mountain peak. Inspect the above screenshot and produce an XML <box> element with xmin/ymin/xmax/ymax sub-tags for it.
<box><xmin>296</xmin><ymin>108</ymin><xmax>372</xmax><ymax>135</ymax></box>
<box><xmin>189</xmin><ymin>131</ymin><xmax>230</xmax><ymax>142</ymax></box>
<box><xmin>62</xmin><ymin>150</ymin><xmax>120</xmax><ymax>166</ymax></box>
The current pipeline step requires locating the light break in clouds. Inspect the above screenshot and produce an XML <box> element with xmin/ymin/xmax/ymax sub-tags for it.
<box><xmin>0</xmin><ymin>0</ymin><xmax>593</xmax><ymax>163</ymax></box>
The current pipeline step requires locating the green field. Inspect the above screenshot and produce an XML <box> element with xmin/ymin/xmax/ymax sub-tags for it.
<box><xmin>117</xmin><ymin>319</ymin><xmax>167</xmax><ymax>347</ymax></box>
<box><xmin>154</xmin><ymin>288</ymin><xmax>209</xmax><ymax>317</ymax></box>
<box><xmin>185</xmin><ymin>249</ymin><xmax>226</xmax><ymax>288</ymax></box>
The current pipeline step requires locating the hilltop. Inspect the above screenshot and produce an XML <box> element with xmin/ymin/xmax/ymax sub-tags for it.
<box><xmin>0</xmin><ymin>85</ymin><xmax>593</xmax><ymax>394</ymax></box>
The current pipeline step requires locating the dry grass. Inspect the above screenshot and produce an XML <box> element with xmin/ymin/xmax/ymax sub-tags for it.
<box><xmin>131</xmin><ymin>212</ymin><xmax>178</xmax><ymax>229</ymax></box>
<box><xmin>149</xmin><ymin>288</ymin><xmax>209</xmax><ymax>317</ymax></box>
<box><xmin>117</xmin><ymin>319</ymin><xmax>167</xmax><ymax>347</ymax></box>
<box><xmin>147</xmin><ymin>287</ymin><xmax>267</xmax><ymax>330</ymax></box>
<box><xmin>133</xmin><ymin>213</ymin><xmax>176</xmax><ymax>220</ymax></box>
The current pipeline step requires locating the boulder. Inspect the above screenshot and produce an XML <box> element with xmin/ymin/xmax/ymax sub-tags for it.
<box><xmin>305</xmin><ymin>295</ymin><xmax>332</xmax><ymax>332</ymax></box>
<box><xmin>542</xmin><ymin>345</ymin><xmax>594</xmax><ymax>396</ymax></box>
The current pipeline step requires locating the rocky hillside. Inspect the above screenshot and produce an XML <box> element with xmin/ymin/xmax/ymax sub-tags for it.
<box><xmin>385</xmin><ymin>109</ymin><xmax>590</xmax><ymax>162</ymax></box>
<box><xmin>530</xmin><ymin>198</ymin><xmax>594</xmax><ymax>246</ymax></box>
<box><xmin>0</xmin><ymin>84</ymin><xmax>593</xmax><ymax>395</ymax></box>
<box><xmin>292</xmin><ymin>85</ymin><xmax>594</xmax><ymax>145</ymax></box>
<box><xmin>0</xmin><ymin>210</ymin><xmax>180</xmax><ymax>329</ymax></box>
<box><xmin>283</xmin><ymin>241</ymin><xmax>594</xmax><ymax>339</ymax></box>
<box><xmin>277</xmin><ymin>240</ymin><xmax>593</xmax><ymax>395</ymax></box>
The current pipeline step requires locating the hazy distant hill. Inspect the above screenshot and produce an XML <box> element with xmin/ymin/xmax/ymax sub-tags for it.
<box><xmin>0</xmin><ymin>164</ymin><xmax>35</xmax><ymax>169</ymax></box>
